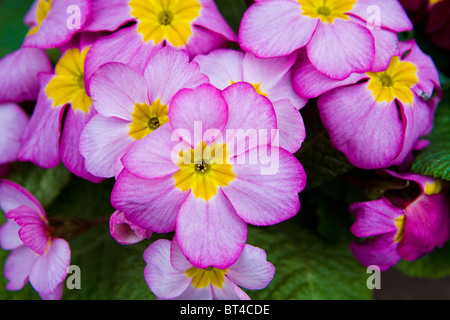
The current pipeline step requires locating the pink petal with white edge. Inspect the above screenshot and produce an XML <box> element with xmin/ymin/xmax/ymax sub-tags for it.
<box><xmin>169</xmin><ymin>84</ymin><xmax>228</xmax><ymax>148</ymax></box>
<box><xmin>223</xmin><ymin>147</ymin><xmax>305</xmax><ymax>226</ymax></box>
<box><xmin>222</xmin><ymin>82</ymin><xmax>277</xmax><ymax>157</ymax></box>
<box><xmin>170</xmin><ymin>238</ymin><xmax>195</xmax><ymax>272</ymax></box>
<box><xmin>80</xmin><ymin>115</ymin><xmax>136</xmax><ymax>178</ymax></box>
<box><xmin>7</xmin><ymin>206</ymin><xmax>49</xmax><ymax>255</ymax></box>
<box><xmin>196</xmin><ymin>0</ymin><xmax>238</xmax><ymax>42</ymax></box>
<box><xmin>272</xmin><ymin>99</ymin><xmax>306</xmax><ymax>153</ymax></box>
<box><xmin>111</xmin><ymin>170</ymin><xmax>188</xmax><ymax>233</ymax></box>
<box><xmin>0</xmin><ymin>48</ymin><xmax>52</xmax><ymax>103</ymax></box>
<box><xmin>109</xmin><ymin>210</ymin><xmax>152</xmax><ymax>245</ymax></box>
<box><xmin>239</xmin><ymin>0</ymin><xmax>318</xmax><ymax>58</ymax></box>
<box><xmin>121</xmin><ymin>124</ymin><xmax>188</xmax><ymax>180</ymax></box>
<box><xmin>307</xmin><ymin>19</ymin><xmax>375</xmax><ymax>80</ymax></box>
<box><xmin>60</xmin><ymin>108</ymin><xmax>104</xmax><ymax>183</ymax></box>
<box><xmin>24</xmin><ymin>0</ymin><xmax>39</xmax><ymax>26</ymax></box>
<box><xmin>226</xmin><ymin>244</ymin><xmax>275</xmax><ymax>290</ymax></box>
<box><xmin>82</xmin><ymin>0</ymin><xmax>133</xmax><ymax>32</ymax></box>
<box><xmin>243</xmin><ymin>51</ymin><xmax>306</xmax><ymax>108</ymax></box>
<box><xmin>85</xmin><ymin>25</ymin><xmax>160</xmax><ymax>96</ymax></box>
<box><xmin>193</xmin><ymin>49</ymin><xmax>245</xmax><ymax>90</ymax></box>
<box><xmin>292</xmin><ymin>49</ymin><xmax>366</xmax><ymax>99</ymax></box>
<box><xmin>144</xmin><ymin>46</ymin><xmax>209</xmax><ymax>106</ymax></box>
<box><xmin>184</xmin><ymin>26</ymin><xmax>229</xmax><ymax>60</ymax></box>
<box><xmin>350</xmin><ymin>16</ymin><xmax>400</xmax><ymax>73</ymax></box>
<box><xmin>0</xmin><ymin>103</ymin><xmax>28</xmax><ymax>164</ymax></box>
<box><xmin>176</xmin><ymin>191</ymin><xmax>247</xmax><ymax>269</ymax></box>
<box><xmin>0</xmin><ymin>179</ymin><xmax>45</xmax><ymax>215</ymax></box>
<box><xmin>391</xmin><ymin>97</ymin><xmax>434</xmax><ymax>167</ymax></box>
<box><xmin>143</xmin><ymin>239</ymin><xmax>192</xmax><ymax>300</ymax></box>
<box><xmin>348</xmin><ymin>0</ymin><xmax>413</xmax><ymax>33</ymax></box>
<box><xmin>400</xmin><ymin>40</ymin><xmax>441</xmax><ymax>100</ymax></box>
<box><xmin>19</xmin><ymin>74</ymin><xmax>64</xmax><ymax>169</ymax></box>
<box><xmin>23</xmin><ymin>0</ymin><xmax>91</xmax><ymax>49</ymax></box>
<box><xmin>4</xmin><ymin>245</ymin><xmax>38</xmax><ymax>291</ymax></box>
<box><xmin>170</xmin><ymin>284</ymin><xmax>213</xmax><ymax>300</ymax></box>
<box><xmin>89</xmin><ymin>62</ymin><xmax>149</xmax><ymax>120</ymax></box>
<box><xmin>0</xmin><ymin>220</ymin><xmax>22</xmax><ymax>251</ymax></box>
<box><xmin>39</xmin><ymin>282</ymin><xmax>64</xmax><ymax>300</ymax></box>
<box><xmin>212</xmin><ymin>277</ymin><xmax>250</xmax><ymax>300</ymax></box>
<box><xmin>318</xmin><ymin>82</ymin><xmax>405</xmax><ymax>169</ymax></box>
<box><xmin>29</xmin><ymin>238</ymin><xmax>71</xmax><ymax>296</ymax></box>
<box><xmin>350</xmin><ymin>233</ymin><xmax>401</xmax><ymax>271</ymax></box>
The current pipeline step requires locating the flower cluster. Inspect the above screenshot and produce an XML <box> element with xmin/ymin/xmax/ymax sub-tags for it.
<box><xmin>0</xmin><ymin>0</ymin><xmax>448</xmax><ymax>300</ymax></box>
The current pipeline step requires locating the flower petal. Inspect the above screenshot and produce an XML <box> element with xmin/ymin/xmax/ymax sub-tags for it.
<box><xmin>143</xmin><ymin>239</ymin><xmax>191</xmax><ymax>300</ymax></box>
<box><xmin>0</xmin><ymin>220</ymin><xmax>22</xmax><ymax>251</ymax></box>
<box><xmin>350</xmin><ymin>233</ymin><xmax>401</xmax><ymax>271</ymax></box>
<box><xmin>18</xmin><ymin>74</ymin><xmax>64</xmax><ymax>169</ymax></box>
<box><xmin>350</xmin><ymin>199</ymin><xmax>403</xmax><ymax>238</ymax></box>
<box><xmin>80</xmin><ymin>115</ymin><xmax>136</xmax><ymax>178</ymax></box>
<box><xmin>144</xmin><ymin>46</ymin><xmax>209</xmax><ymax>106</ymax></box>
<box><xmin>4</xmin><ymin>245</ymin><xmax>37</xmax><ymax>291</ymax></box>
<box><xmin>193</xmin><ymin>49</ymin><xmax>245</xmax><ymax>90</ymax></box>
<box><xmin>239</xmin><ymin>0</ymin><xmax>317</xmax><ymax>58</ymax></box>
<box><xmin>0</xmin><ymin>179</ymin><xmax>45</xmax><ymax>216</ymax></box>
<box><xmin>222</xmin><ymin>147</ymin><xmax>305</xmax><ymax>225</ymax></box>
<box><xmin>85</xmin><ymin>25</ymin><xmax>159</xmax><ymax>95</ymax></box>
<box><xmin>60</xmin><ymin>108</ymin><xmax>103</xmax><ymax>183</ymax></box>
<box><xmin>111</xmin><ymin>169</ymin><xmax>188</xmax><ymax>233</ymax></box>
<box><xmin>196</xmin><ymin>0</ymin><xmax>238</xmax><ymax>42</ymax></box>
<box><xmin>292</xmin><ymin>49</ymin><xmax>366</xmax><ymax>99</ymax></box>
<box><xmin>222</xmin><ymin>82</ymin><xmax>277</xmax><ymax>157</ymax></box>
<box><xmin>23</xmin><ymin>0</ymin><xmax>91</xmax><ymax>49</ymax></box>
<box><xmin>318</xmin><ymin>82</ymin><xmax>405</xmax><ymax>169</ymax></box>
<box><xmin>212</xmin><ymin>277</ymin><xmax>250</xmax><ymax>300</ymax></box>
<box><xmin>176</xmin><ymin>191</ymin><xmax>247</xmax><ymax>269</ymax></box>
<box><xmin>0</xmin><ymin>48</ymin><xmax>52</xmax><ymax>103</ymax></box>
<box><xmin>82</xmin><ymin>0</ymin><xmax>133</xmax><ymax>32</ymax></box>
<box><xmin>89</xmin><ymin>62</ymin><xmax>149</xmax><ymax>120</ymax></box>
<box><xmin>399</xmin><ymin>192</ymin><xmax>450</xmax><ymax>261</ymax></box>
<box><xmin>169</xmin><ymin>84</ymin><xmax>228</xmax><ymax>148</ymax></box>
<box><xmin>109</xmin><ymin>210</ymin><xmax>152</xmax><ymax>245</ymax></box>
<box><xmin>348</xmin><ymin>0</ymin><xmax>413</xmax><ymax>32</ymax></box>
<box><xmin>29</xmin><ymin>238</ymin><xmax>71</xmax><ymax>296</ymax></box>
<box><xmin>306</xmin><ymin>19</ymin><xmax>375</xmax><ymax>80</ymax></box>
<box><xmin>226</xmin><ymin>244</ymin><xmax>275</xmax><ymax>291</ymax></box>
<box><xmin>272</xmin><ymin>99</ymin><xmax>305</xmax><ymax>153</ymax></box>
<box><xmin>0</xmin><ymin>103</ymin><xmax>29</xmax><ymax>164</ymax></box>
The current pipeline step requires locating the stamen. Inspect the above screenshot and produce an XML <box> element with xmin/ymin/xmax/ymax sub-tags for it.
<box><xmin>148</xmin><ymin>117</ymin><xmax>161</xmax><ymax>130</ymax></box>
<box><xmin>195</xmin><ymin>160</ymin><xmax>209</xmax><ymax>173</ymax></box>
<box><xmin>317</xmin><ymin>6</ymin><xmax>331</xmax><ymax>16</ymax></box>
<box><xmin>158</xmin><ymin>10</ymin><xmax>174</xmax><ymax>26</ymax></box>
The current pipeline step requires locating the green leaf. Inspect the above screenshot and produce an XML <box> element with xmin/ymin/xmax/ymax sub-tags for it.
<box><xmin>245</xmin><ymin>220</ymin><xmax>372</xmax><ymax>300</ymax></box>
<box><xmin>295</xmin><ymin>102</ymin><xmax>354</xmax><ymax>190</ymax></box>
<box><xmin>5</xmin><ymin>162</ymin><xmax>72</xmax><ymax>208</ymax></box>
<box><xmin>395</xmin><ymin>242</ymin><xmax>450</xmax><ymax>279</ymax></box>
<box><xmin>0</xmin><ymin>0</ymin><xmax>33</xmax><ymax>59</ymax></box>
<box><xmin>411</xmin><ymin>89</ymin><xmax>450</xmax><ymax>181</ymax></box>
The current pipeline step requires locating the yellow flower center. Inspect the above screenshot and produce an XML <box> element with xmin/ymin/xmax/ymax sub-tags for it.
<box><xmin>185</xmin><ymin>266</ymin><xmax>228</xmax><ymax>289</ymax></box>
<box><xmin>45</xmin><ymin>47</ymin><xmax>92</xmax><ymax>113</ymax></box>
<box><xmin>299</xmin><ymin>0</ymin><xmax>356</xmax><ymax>24</ymax></box>
<box><xmin>173</xmin><ymin>142</ymin><xmax>235</xmax><ymax>201</ymax></box>
<box><xmin>129</xmin><ymin>100</ymin><xmax>169</xmax><ymax>140</ymax></box>
<box><xmin>424</xmin><ymin>180</ymin><xmax>442</xmax><ymax>196</ymax></box>
<box><xmin>366</xmin><ymin>56</ymin><xmax>418</xmax><ymax>105</ymax></box>
<box><xmin>394</xmin><ymin>215</ymin><xmax>405</xmax><ymax>243</ymax></box>
<box><xmin>129</xmin><ymin>0</ymin><xmax>201</xmax><ymax>47</ymax></box>
<box><xmin>27</xmin><ymin>0</ymin><xmax>53</xmax><ymax>36</ymax></box>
